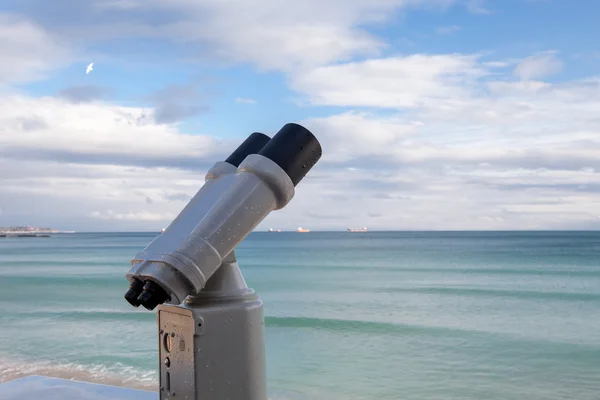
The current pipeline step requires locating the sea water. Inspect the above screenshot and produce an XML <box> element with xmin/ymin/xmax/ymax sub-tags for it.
<box><xmin>0</xmin><ymin>231</ymin><xmax>599</xmax><ymax>400</ymax></box>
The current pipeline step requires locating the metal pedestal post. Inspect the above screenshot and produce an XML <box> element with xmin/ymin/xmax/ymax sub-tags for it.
<box><xmin>156</xmin><ymin>252</ymin><xmax>267</xmax><ymax>400</ymax></box>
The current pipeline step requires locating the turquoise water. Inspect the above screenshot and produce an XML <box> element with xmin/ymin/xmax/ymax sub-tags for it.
<box><xmin>0</xmin><ymin>231</ymin><xmax>599</xmax><ymax>399</ymax></box>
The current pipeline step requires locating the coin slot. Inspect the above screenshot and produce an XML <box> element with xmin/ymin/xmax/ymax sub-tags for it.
<box><xmin>163</xmin><ymin>332</ymin><xmax>173</xmax><ymax>353</ymax></box>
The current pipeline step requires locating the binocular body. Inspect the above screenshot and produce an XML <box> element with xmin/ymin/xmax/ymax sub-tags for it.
<box><xmin>125</xmin><ymin>124</ymin><xmax>322</xmax><ymax>310</ymax></box>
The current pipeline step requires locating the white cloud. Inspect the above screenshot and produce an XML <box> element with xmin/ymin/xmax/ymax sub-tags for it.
<box><xmin>1</xmin><ymin>81</ymin><xmax>599</xmax><ymax>231</ymax></box>
<box><xmin>235</xmin><ymin>97</ymin><xmax>256</xmax><ymax>104</ymax></box>
<box><xmin>91</xmin><ymin>210</ymin><xmax>176</xmax><ymax>222</ymax></box>
<box><xmin>486</xmin><ymin>80</ymin><xmax>551</xmax><ymax>95</ymax></box>
<box><xmin>483</xmin><ymin>61</ymin><xmax>513</xmax><ymax>68</ymax></box>
<box><xmin>513</xmin><ymin>52</ymin><xmax>563</xmax><ymax>80</ymax></box>
<box><xmin>0</xmin><ymin>5</ymin><xmax>599</xmax><ymax>231</ymax></box>
<box><xmin>94</xmin><ymin>0</ymin><xmax>141</xmax><ymax>10</ymax></box>
<box><xmin>289</xmin><ymin>52</ymin><xmax>600</xmax><ymax>230</ymax></box>
<box><xmin>466</xmin><ymin>0</ymin><xmax>492</xmax><ymax>14</ymax></box>
<box><xmin>436</xmin><ymin>25</ymin><xmax>461</xmax><ymax>35</ymax></box>
<box><xmin>0</xmin><ymin>95</ymin><xmax>225</xmax><ymax>166</ymax></box>
<box><xmin>10</xmin><ymin>0</ymin><xmax>462</xmax><ymax>73</ymax></box>
<box><xmin>0</xmin><ymin>94</ymin><xmax>235</xmax><ymax>231</ymax></box>
<box><xmin>0</xmin><ymin>152</ymin><xmax>208</xmax><ymax>231</ymax></box>
<box><xmin>142</xmin><ymin>0</ymin><xmax>416</xmax><ymax>71</ymax></box>
<box><xmin>290</xmin><ymin>54</ymin><xmax>485</xmax><ymax>108</ymax></box>
<box><xmin>0</xmin><ymin>14</ymin><xmax>73</xmax><ymax>86</ymax></box>
<box><xmin>303</xmin><ymin>112</ymin><xmax>417</xmax><ymax>162</ymax></box>
<box><xmin>1</xmin><ymin>48</ymin><xmax>600</xmax><ymax>230</ymax></box>
<box><xmin>303</xmin><ymin>107</ymin><xmax>600</xmax><ymax>172</ymax></box>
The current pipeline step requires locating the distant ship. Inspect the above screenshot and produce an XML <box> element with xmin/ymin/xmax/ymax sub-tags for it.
<box><xmin>297</xmin><ymin>227</ymin><xmax>310</xmax><ymax>233</ymax></box>
<box><xmin>347</xmin><ymin>227</ymin><xmax>368</xmax><ymax>232</ymax></box>
<box><xmin>268</xmin><ymin>228</ymin><xmax>282</xmax><ymax>232</ymax></box>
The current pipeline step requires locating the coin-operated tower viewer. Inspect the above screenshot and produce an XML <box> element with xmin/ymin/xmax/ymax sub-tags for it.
<box><xmin>124</xmin><ymin>123</ymin><xmax>323</xmax><ymax>400</ymax></box>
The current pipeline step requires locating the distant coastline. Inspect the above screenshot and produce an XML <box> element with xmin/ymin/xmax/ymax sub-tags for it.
<box><xmin>0</xmin><ymin>226</ymin><xmax>76</xmax><ymax>237</ymax></box>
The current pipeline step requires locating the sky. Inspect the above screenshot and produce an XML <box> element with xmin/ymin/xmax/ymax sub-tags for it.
<box><xmin>0</xmin><ymin>0</ymin><xmax>599</xmax><ymax>232</ymax></box>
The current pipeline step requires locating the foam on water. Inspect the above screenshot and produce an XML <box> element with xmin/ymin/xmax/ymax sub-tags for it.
<box><xmin>0</xmin><ymin>376</ymin><xmax>305</xmax><ymax>400</ymax></box>
<box><xmin>0</xmin><ymin>376</ymin><xmax>154</xmax><ymax>400</ymax></box>
<box><xmin>0</xmin><ymin>356</ymin><xmax>157</xmax><ymax>390</ymax></box>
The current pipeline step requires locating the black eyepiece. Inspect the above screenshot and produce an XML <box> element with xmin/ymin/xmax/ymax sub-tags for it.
<box><xmin>225</xmin><ymin>132</ymin><xmax>271</xmax><ymax>167</ymax></box>
<box><xmin>136</xmin><ymin>280</ymin><xmax>170</xmax><ymax>311</ymax></box>
<box><xmin>258</xmin><ymin>123</ymin><xmax>322</xmax><ymax>186</ymax></box>
<box><xmin>124</xmin><ymin>278</ymin><xmax>145</xmax><ymax>307</ymax></box>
